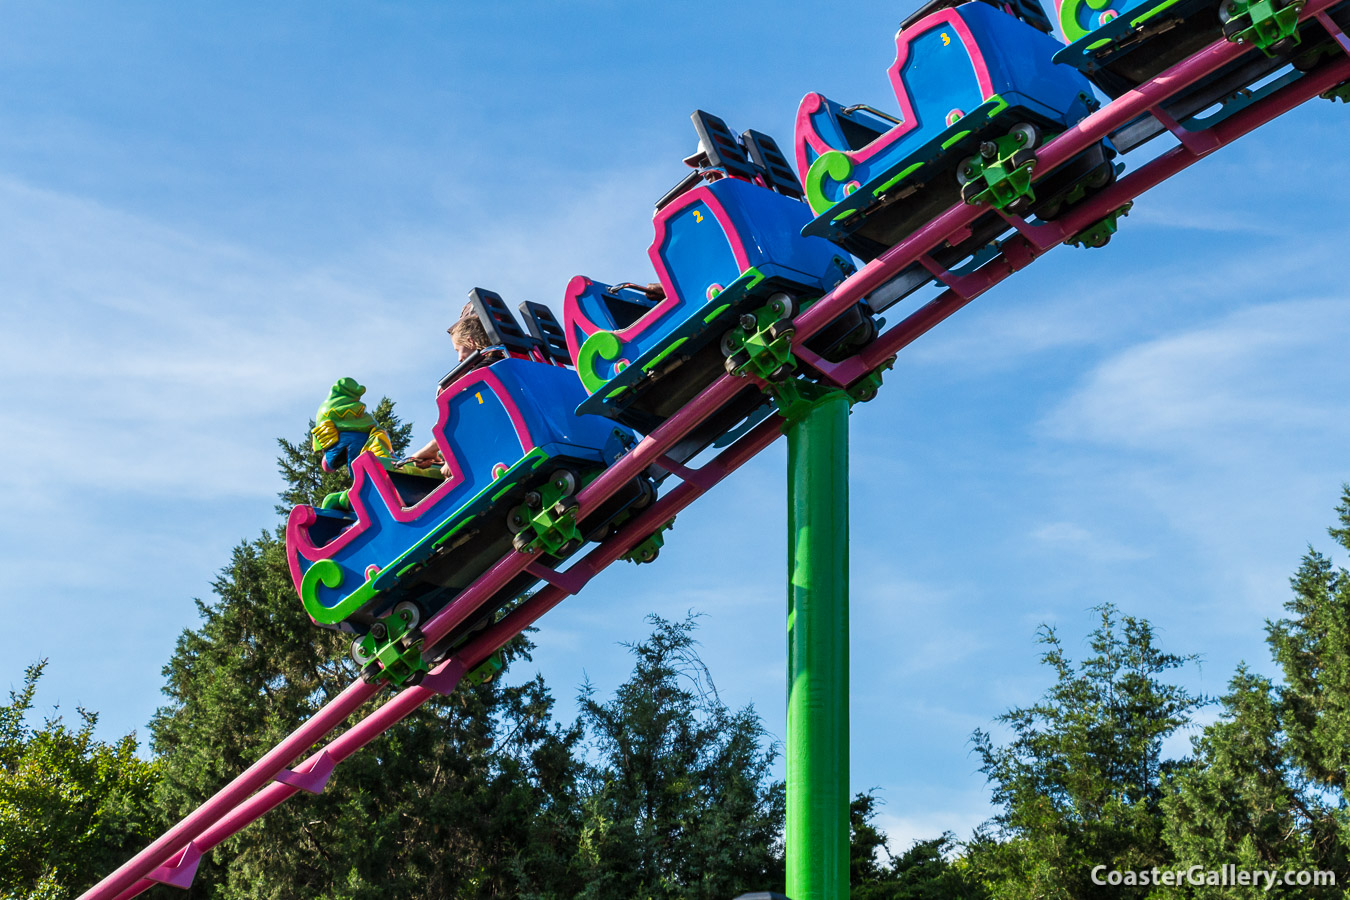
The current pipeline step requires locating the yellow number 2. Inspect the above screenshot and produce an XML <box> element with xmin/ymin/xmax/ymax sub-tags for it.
<box><xmin>693</xmin><ymin>210</ymin><xmax>703</xmax><ymax>223</ymax></box>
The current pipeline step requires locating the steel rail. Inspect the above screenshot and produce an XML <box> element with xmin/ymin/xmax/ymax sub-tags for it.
<box><xmin>101</xmin><ymin>417</ymin><xmax>785</xmax><ymax>900</ymax></box>
<box><xmin>81</xmin><ymin>11</ymin><xmax>1348</xmax><ymax>895</ymax></box>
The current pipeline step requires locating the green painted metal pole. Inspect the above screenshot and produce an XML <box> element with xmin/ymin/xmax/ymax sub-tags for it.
<box><xmin>785</xmin><ymin>388</ymin><xmax>850</xmax><ymax>900</ymax></box>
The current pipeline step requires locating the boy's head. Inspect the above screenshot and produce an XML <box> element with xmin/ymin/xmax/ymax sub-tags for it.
<box><xmin>448</xmin><ymin>301</ymin><xmax>492</xmax><ymax>360</ymax></box>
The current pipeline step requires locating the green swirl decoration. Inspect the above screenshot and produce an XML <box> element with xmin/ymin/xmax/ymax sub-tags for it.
<box><xmin>804</xmin><ymin>151</ymin><xmax>854</xmax><ymax>216</ymax></box>
<box><xmin>577</xmin><ymin>330</ymin><xmax>624</xmax><ymax>394</ymax></box>
<box><xmin>300</xmin><ymin>560</ymin><xmax>345</xmax><ymax>623</ymax></box>
<box><xmin>1059</xmin><ymin>0</ymin><xmax>1113</xmax><ymax>43</ymax></box>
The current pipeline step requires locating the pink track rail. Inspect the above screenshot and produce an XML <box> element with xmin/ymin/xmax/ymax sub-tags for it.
<box><xmin>83</xmin><ymin>9</ymin><xmax>1348</xmax><ymax>897</ymax></box>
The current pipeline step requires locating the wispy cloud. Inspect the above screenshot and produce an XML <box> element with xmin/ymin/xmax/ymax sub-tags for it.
<box><xmin>1042</xmin><ymin>297</ymin><xmax>1350</xmax><ymax>455</ymax></box>
<box><xmin>872</xmin><ymin>799</ymin><xmax>994</xmax><ymax>849</ymax></box>
<box><xmin>1031</xmin><ymin>521</ymin><xmax>1149</xmax><ymax>562</ymax></box>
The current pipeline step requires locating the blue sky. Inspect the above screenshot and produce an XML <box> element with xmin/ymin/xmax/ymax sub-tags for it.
<box><xmin>2</xmin><ymin>1</ymin><xmax>1348</xmax><ymax>852</ymax></box>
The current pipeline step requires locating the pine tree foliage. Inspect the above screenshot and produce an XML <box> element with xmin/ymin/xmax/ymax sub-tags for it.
<box><xmin>1157</xmin><ymin>486</ymin><xmax>1350</xmax><ymax>896</ymax></box>
<box><xmin>571</xmin><ymin>615</ymin><xmax>785</xmax><ymax>899</ymax></box>
<box><xmin>968</xmin><ymin>605</ymin><xmax>1205</xmax><ymax>899</ymax></box>
<box><xmin>149</xmin><ymin>407</ymin><xmax>584</xmax><ymax>899</ymax></box>
<box><xmin>1267</xmin><ymin>486</ymin><xmax>1350</xmax><ymax>794</ymax></box>
<box><xmin>1158</xmin><ymin>667</ymin><xmax>1344</xmax><ymax>899</ymax></box>
<box><xmin>850</xmin><ymin>793</ymin><xmax>987</xmax><ymax>899</ymax></box>
<box><xmin>0</xmin><ymin>662</ymin><xmax>159</xmax><ymax>899</ymax></box>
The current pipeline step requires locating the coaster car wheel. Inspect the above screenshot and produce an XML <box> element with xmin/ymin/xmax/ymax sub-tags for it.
<box><xmin>506</xmin><ymin>505</ymin><xmax>531</xmax><ymax>534</ymax></box>
<box><xmin>632</xmin><ymin>476</ymin><xmax>658</xmax><ymax>509</ymax></box>
<box><xmin>766</xmin><ymin>292</ymin><xmax>795</xmax><ymax>320</ymax></box>
<box><xmin>725</xmin><ymin>350</ymin><xmax>751</xmax><ymax>374</ymax></box>
<box><xmin>512</xmin><ymin>532</ymin><xmax>535</xmax><ymax>553</ymax></box>
<box><xmin>956</xmin><ymin>156</ymin><xmax>980</xmax><ymax>186</ymax></box>
<box><xmin>1085</xmin><ymin>161</ymin><xmax>1117</xmax><ymax>188</ymax></box>
<box><xmin>393</xmin><ymin>600</ymin><xmax>422</xmax><ymax>629</ymax></box>
<box><xmin>720</xmin><ymin>329</ymin><xmax>741</xmax><ymax>357</ymax></box>
<box><xmin>360</xmin><ymin>662</ymin><xmax>383</xmax><ymax>684</ymax></box>
<box><xmin>549</xmin><ymin>469</ymin><xmax>578</xmax><ymax>497</ymax></box>
<box><xmin>351</xmin><ymin>638</ymin><xmax>374</xmax><ymax>666</ymax></box>
<box><xmin>1009</xmin><ymin>122</ymin><xmax>1042</xmax><ymax>149</ymax></box>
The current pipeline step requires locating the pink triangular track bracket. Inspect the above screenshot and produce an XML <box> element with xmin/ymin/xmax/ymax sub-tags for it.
<box><xmin>274</xmin><ymin>749</ymin><xmax>337</xmax><ymax>794</ymax></box>
<box><xmin>147</xmin><ymin>841</ymin><xmax>203</xmax><ymax>889</ymax></box>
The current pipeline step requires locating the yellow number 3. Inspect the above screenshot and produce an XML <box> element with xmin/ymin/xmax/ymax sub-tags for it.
<box><xmin>942</xmin><ymin>32</ymin><xmax>950</xmax><ymax>45</ymax></box>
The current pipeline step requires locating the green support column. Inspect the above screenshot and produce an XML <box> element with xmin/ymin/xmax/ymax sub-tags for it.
<box><xmin>785</xmin><ymin>386</ymin><xmax>850</xmax><ymax>900</ymax></box>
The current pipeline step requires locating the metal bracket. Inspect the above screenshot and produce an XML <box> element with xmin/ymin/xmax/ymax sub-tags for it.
<box><xmin>1222</xmin><ymin>0</ymin><xmax>1304</xmax><ymax>53</ymax></box>
<box><xmin>274</xmin><ymin>750</ymin><xmax>337</xmax><ymax>795</ymax></box>
<box><xmin>622</xmin><ymin>519</ymin><xmax>675</xmax><ymax>564</ymax></box>
<box><xmin>147</xmin><ymin>842</ymin><xmax>203</xmax><ymax>890</ymax></box>
<box><xmin>353</xmin><ymin>603</ymin><xmax>429</xmax><ymax>688</ymax></box>
<box><xmin>958</xmin><ymin>128</ymin><xmax>1047</xmax><ymax>211</ymax></box>
<box><xmin>465</xmin><ymin>652</ymin><xmax>505</xmax><ymax>685</ymax></box>
<box><xmin>511</xmin><ymin>470</ymin><xmax>586</xmax><ymax>556</ymax></box>
<box><xmin>1067</xmin><ymin>202</ymin><xmax>1133</xmax><ymax>248</ymax></box>
<box><xmin>525</xmin><ymin>560</ymin><xmax>590</xmax><ymax>595</ymax></box>
<box><xmin>419</xmin><ymin>658</ymin><xmax>469</xmax><ymax>696</ymax></box>
<box><xmin>723</xmin><ymin>293</ymin><xmax>798</xmax><ymax>382</ymax></box>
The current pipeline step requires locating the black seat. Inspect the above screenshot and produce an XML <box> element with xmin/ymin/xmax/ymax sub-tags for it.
<box><xmin>691</xmin><ymin>109</ymin><xmax>761</xmax><ymax>181</ymax></box>
<box><xmin>742</xmin><ymin>129</ymin><xmax>804</xmax><ymax>199</ymax></box>
<box><xmin>519</xmin><ymin>301</ymin><xmax>572</xmax><ymax>366</ymax></box>
<box><xmin>467</xmin><ymin>288</ymin><xmax>542</xmax><ymax>356</ymax></box>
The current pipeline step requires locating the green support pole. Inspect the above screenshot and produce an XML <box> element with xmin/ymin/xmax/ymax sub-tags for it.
<box><xmin>785</xmin><ymin>387</ymin><xmax>850</xmax><ymax>900</ymax></box>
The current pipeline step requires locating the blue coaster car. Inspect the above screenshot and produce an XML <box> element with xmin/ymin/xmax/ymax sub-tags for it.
<box><xmin>563</xmin><ymin>111</ymin><xmax>869</xmax><ymax>438</ymax></box>
<box><xmin>1054</xmin><ymin>0</ymin><xmax>1350</xmax><ymax>151</ymax></box>
<box><xmin>286</xmin><ymin>293</ymin><xmax>647</xmax><ymax>683</ymax></box>
<box><xmin>794</xmin><ymin>0</ymin><xmax>1113</xmax><ymax>263</ymax></box>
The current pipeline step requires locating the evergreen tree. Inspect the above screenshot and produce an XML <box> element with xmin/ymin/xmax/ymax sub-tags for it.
<box><xmin>968</xmin><ymin>605</ymin><xmax>1205</xmax><ymax>899</ymax></box>
<box><xmin>850</xmin><ymin>793</ymin><xmax>987</xmax><ymax>900</ymax></box>
<box><xmin>1266</xmin><ymin>486</ymin><xmax>1350</xmax><ymax>794</ymax></box>
<box><xmin>0</xmin><ymin>661</ymin><xmax>159</xmax><ymax>899</ymax></box>
<box><xmin>1157</xmin><ymin>488</ymin><xmax>1350</xmax><ymax>897</ymax></box>
<box><xmin>149</xmin><ymin>402</ymin><xmax>584</xmax><ymax>899</ymax></box>
<box><xmin>1158</xmin><ymin>668</ymin><xmax>1343</xmax><ymax>899</ymax></box>
<box><xmin>570</xmin><ymin>615</ymin><xmax>785</xmax><ymax>900</ymax></box>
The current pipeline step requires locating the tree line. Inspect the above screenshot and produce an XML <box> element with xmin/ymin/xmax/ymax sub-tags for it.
<box><xmin>5</xmin><ymin>403</ymin><xmax>1350</xmax><ymax>898</ymax></box>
